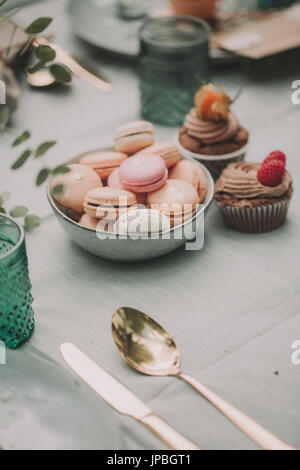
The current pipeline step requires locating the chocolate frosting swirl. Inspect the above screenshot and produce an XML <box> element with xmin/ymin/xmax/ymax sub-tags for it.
<box><xmin>215</xmin><ymin>162</ymin><xmax>292</xmax><ymax>199</ymax></box>
<box><xmin>184</xmin><ymin>109</ymin><xmax>239</xmax><ymax>144</ymax></box>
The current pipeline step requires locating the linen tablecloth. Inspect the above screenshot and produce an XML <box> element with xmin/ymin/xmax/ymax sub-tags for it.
<box><xmin>1</xmin><ymin>0</ymin><xmax>299</xmax><ymax>450</ymax></box>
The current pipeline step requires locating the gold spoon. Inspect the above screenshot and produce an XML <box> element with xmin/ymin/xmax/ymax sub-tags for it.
<box><xmin>27</xmin><ymin>37</ymin><xmax>112</xmax><ymax>91</ymax></box>
<box><xmin>112</xmin><ymin>307</ymin><xmax>295</xmax><ymax>451</ymax></box>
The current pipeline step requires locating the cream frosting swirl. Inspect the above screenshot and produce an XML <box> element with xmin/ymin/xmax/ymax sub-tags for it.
<box><xmin>184</xmin><ymin>109</ymin><xmax>239</xmax><ymax>144</ymax></box>
<box><xmin>215</xmin><ymin>162</ymin><xmax>292</xmax><ymax>199</ymax></box>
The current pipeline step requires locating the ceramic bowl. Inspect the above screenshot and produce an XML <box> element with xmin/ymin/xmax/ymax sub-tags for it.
<box><xmin>47</xmin><ymin>151</ymin><xmax>214</xmax><ymax>263</ymax></box>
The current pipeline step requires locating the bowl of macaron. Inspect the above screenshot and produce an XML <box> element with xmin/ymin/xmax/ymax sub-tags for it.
<box><xmin>47</xmin><ymin>121</ymin><xmax>214</xmax><ymax>262</ymax></box>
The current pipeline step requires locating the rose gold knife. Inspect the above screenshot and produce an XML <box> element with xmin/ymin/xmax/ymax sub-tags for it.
<box><xmin>61</xmin><ymin>343</ymin><xmax>200</xmax><ymax>450</ymax></box>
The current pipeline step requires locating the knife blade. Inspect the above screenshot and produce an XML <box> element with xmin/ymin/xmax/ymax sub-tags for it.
<box><xmin>61</xmin><ymin>342</ymin><xmax>151</xmax><ymax>419</ymax></box>
<box><xmin>61</xmin><ymin>343</ymin><xmax>200</xmax><ymax>450</ymax></box>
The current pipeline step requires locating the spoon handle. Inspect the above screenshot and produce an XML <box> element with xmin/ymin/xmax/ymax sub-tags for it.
<box><xmin>140</xmin><ymin>414</ymin><xmax>201</xmax><ymax>450</ymax></box>
<box><xmin>179</xmin><ymin>373</ymin><xmax>295</xmax><ymax>450</ymax></box>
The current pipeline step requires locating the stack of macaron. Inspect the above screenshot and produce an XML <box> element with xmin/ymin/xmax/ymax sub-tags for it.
<box><xmin>50</xmin><ymin>120</ymin><xmax>208</xmax><ymax>235</ymax></box>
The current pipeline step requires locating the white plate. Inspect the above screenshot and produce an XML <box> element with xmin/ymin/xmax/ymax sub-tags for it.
<box><xmin>0</xmin><ymin>348</ymin><xmax>120</xmax><ymax>450</ymax></box>
<box><xmin>68</xmin><ymin>0</ymin><xmax>238</xmax><ymax>64</ymax></box>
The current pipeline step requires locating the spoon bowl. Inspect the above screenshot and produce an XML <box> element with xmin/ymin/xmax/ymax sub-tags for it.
<box><xmin>27</xmin><ymin>70</ymin><xmax>56</xmax><ymax>88</ymax></box>
<box><xmin>112</xmin><ymin>307</ymin><xmax>180</xmax><ymax>376</ymax></box>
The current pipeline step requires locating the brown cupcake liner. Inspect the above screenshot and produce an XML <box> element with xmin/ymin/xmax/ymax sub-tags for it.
<box><xmin>215</xmin><ymin>198</ymin><xmax>291</xmax><ymax>233</ymax></box>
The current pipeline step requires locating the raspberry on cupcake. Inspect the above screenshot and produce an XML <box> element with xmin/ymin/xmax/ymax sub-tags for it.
<box><xmin>257</xmin><ymin>159</ymin><xmax>285</xmax><ymax>187</ymax></box>
<box><xmin>178</xmin><ymin>83</ymin><xmax>249</xmax><ymax>180</ymax></box>
<box><xmin>214</xmin><ymin>151</ymin><xmax>293</xmax><ymax>233</ymax></box>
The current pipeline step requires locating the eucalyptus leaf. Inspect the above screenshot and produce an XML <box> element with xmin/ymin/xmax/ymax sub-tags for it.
<box><xmin>25</xmin><ymin>17</ymin><xmax>52</xmax><ymax>35</ymax></box>
<box><xmin>11</xmin><ymin>149</ymin><xmax>32</xmax><ymax>170</ymax></box>
<box><xmin>50</xmin><ymin>63</ymin><xmax>72</xmax><ymax>84</ymax></box>
<box><xmin>35</xmin><ymin>141</ymin><xmax>56</xmax><ymax>158</ymax></box>
<box><xmin>0</xmin><ymin>191</ymin><xmax>11</xmax><ymax>203</ymax></box>
<box><xmin>0</xmin><ymin>207</ymin><xmax>6</xmax><ymax>214</ymax></box>
<box><xmin>36</xmin><ymin>168</ymin><xmax>50</xmax><ymax>186</ymax></box>
<box><xmin>10</xmin><ymin>205</ymin><xmax>29</xmax><ymax>218</ymax></box>
<box><xmin>52</xmin><ymin>165</ymin><xmax>70</xmax><ymax>175</ymax></box>
<box><xmin>27</xmin><ymin>61</ymin><xmax>45</xmax><ymax>74</ymax></box>
<box><xmin>24</xmin><ymin>214</ymin><xmax>41</xmax><ymax>231</ymax></box>
<box><xmin>0</xmin><ymin>0</ymin><xmax>8</xmax><ymax>7</ymax></box>
<box><xmin>0</xmin><ymin>106</ymin><xmax>10</xmax><ymax>131</ymax></box>
<box><xmin>35</xmin><ymin>45</ymin><xmax>56</xmax><ymax>62</ymax></box>
<box><xmin>12</xmin><ymin>131</ymin><xmax>31</xmax><ymax>147</ymax></box>
<box><xmin>51</xmin><ymin>184</ymin><xmax>64</xmax><ymax>196</ymax></box>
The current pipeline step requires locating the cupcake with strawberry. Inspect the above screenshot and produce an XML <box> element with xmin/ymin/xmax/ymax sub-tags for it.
<box><xmin>214</xmin><ymin>151</ymin><xmax>293</xmax><ymax>233</ymax></box>
<box><xmin>178</xmin><ymin>83</ymin><xmax>249</xmax><ymax>180</ymax></box>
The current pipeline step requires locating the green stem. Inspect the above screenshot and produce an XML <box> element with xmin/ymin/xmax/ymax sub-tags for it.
<box><xmin>5</xmin><ymin>23</ymin><xmax>17</xmax><ymax>56</ymax></box>
<box><xmin>0</xmin><ymin>9</ymin><xmax>20</xmax><ymax>25</ymax></box>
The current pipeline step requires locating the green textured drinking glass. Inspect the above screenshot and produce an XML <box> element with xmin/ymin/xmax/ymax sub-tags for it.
<box><xmin>0</xmin><ymin>214</ymin><xmax>34</xmax><ymax>349</ymax></box>
<box><xmin>139</xmin><ymin>15</ymin><xmax>210</xmax><ymax>126</ymax></box>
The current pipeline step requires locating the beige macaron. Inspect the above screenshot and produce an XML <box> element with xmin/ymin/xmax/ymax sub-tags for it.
<box><xmin>148</xmin><ymin>179</ymin><xmax>200</xmax><ymax>227</ymax></box>
<box><xmin>84</xmin><ymin>187</ymin><xmax>137</xmax><ymax>221</ymax></box>
<box><xmin>169</xmin><ymin>160</ymin><xmax>207</xmax><ymax>202</ymax></box>
<box><xmin>50</xmin><ymin>164</ymin><xmax>102</xmax><ymax>214</ymax></box>
<box><xmin>79</xmin><ymin>213</ymin><xmax>100</xmax><ymax>230</ymax></box>
<box><xmin>113</xmin><ymin>121</ymin><xmax>154</xmax><ymax>155</ymax></box>
<box><xmin>80</xmin><ymin>150</ymin><xmax>128</xmax><ymax>180</ymax></box>
<box><xmin>136</xmin><ymin>142</ymin><xmax>181</xmax><ymax>169</ymax></box>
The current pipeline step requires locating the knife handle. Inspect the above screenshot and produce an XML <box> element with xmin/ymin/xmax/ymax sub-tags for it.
<box><xmin>140</xmin><ymin>414</ymin><xmax>200</xmax><ymax>450</ymax></box>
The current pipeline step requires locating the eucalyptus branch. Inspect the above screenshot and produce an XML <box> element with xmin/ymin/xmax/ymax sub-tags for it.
<box><xmin>0</xmin><ymin>9</ymin><xmax>72</xmax><ymax>87</ymax></box>
<box><xmin>10</xmin><ymin>131</ymin><xmax>69</xmax><ymax>188</ymax></box>
<box><xmin>0</xmin><ymin>191</ymin><xmax>41</xmax><ymax>230</ymax></box>
<box><xmin>2</xmin><ymin>131</ymin><xmax>69</xmax><ymax>230</ymax></box>
<box><xmin>0</xmin><ymin>106</ymin><xmax>10</xmax><ymax>131</ymax></box>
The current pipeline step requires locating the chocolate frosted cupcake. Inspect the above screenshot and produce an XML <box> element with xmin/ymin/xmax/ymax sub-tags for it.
<box><xmin>215</xmin><ymin>153</ymin><xmax>293</xmax><ymax>233</ymax></box>
<box><xmin>177</xmin><ymin>84</ymin><xmax>249</xmax><ymax>180</ymax></box>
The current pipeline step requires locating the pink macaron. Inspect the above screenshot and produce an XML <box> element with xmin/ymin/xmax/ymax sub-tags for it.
<box><xmin>108</xmin><ymin>167</ymin><xmax>147</xmax><ymax>204</ymax></box>
<box><xmin>84</xmin><ymin>187</ymin><xmax>137</xmax><ymax>220</ymax></box>
<box><xmin>50</xmin><ymin>164</ymin><xmax>102</xmax><ymax>214</ymax></box>
<box><xmin>119</xmin><ymin>154</ymin><xmax>168</xmax><ymax>193</ymax></box>
<box><xmin>136</xmin><ymin>142</ymin><xmax>181</xmax><ymax>169</ymax></box>
<box><xmin>79</xmin><ymin>151</ymin><xmax>128</xmax><ymax>181</ymax></box>
<box><xmin>107</xmin><ymin>167</ymin><xmax>123</xmax><ymax>189</ymax></box>
<box><xmin>148</xmin><ymin>179</ymin><xmax>200</xmax><ymax>227</ymax></box>
<box><xmin>79</xmin><ymin>213</ymin><xmax>99</xmax><ymax>230</ymax></box>
<box><xmin>169</xmin><ymin>160</ymin><xmax>207</xmax><ymax>203</ymax></box>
